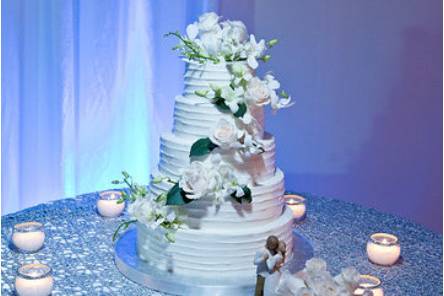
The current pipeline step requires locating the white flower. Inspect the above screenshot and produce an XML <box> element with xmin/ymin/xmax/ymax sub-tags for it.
<box><xmin>165</xmin><ymin>211</ymin><xmax>176</xmax><ymax>223</ymax></box>
<box><xmin>207</xmin><ymin>169</ymin><xmax>223</xmax><ymax>193</ymax></box>
<box><xmin>128</xmin><ymin>198</ymin><xmax>163</xmax><ymax>229</ymax></box>
<box><xmin>210</xmin><ymin>119</ymin><xmax>240</xmax><ymax>149</ymax></box>
<box><xmin>217</xmin><ymin>162</ymin><xmax>247</xmax><ymax>198</ymax></box>
<box><xmin>271</xmin><ymin>93</ymin><xmax>293</xmax><ymax>110</ymax></box>
<box><xmin>230</xmin><ymin>63</ymin><xmax>253</xmax><ymax>84</ymax></box>
<box><xmin>244</xmin><ymin>35</ymin><xmax>266</xmax><ymax>69</ymax></box>
<box><xmin>198</xmin><ymin>12</ymin><xmax>220</xmax><ymax>32</ymax></box>
<box><xmin>221</xmin><ymin>20</ymin><xmax>248</xmax><ymax>44</ymax></box>
<box><xmin>240</xmin><ymin>111</ymin><xmax>253</xmax><ymax>125</ymax></box>
<box><xmin>262</xmin><ymin>74</ymin><xmax>294</xmax><ymax>110</ymax></box>
<box><xmin>218</xmin><ymin>162</ymin><xmax>236</xmax><ymax>181</ymax></box>
<box><xmin>186</xmin><ymin>23</ymin><xmax>199</xmax><ymax>40</ymax></box>
<box><xmin>242</xmin><ymin>133</ymin><xmax>265</xmax><ymax>157</ymax></box>
<box><xmin>221</xmin><ymin>86</ymin><xmax>244</xmax><ymax>113</ymax></box>
<box><xmin>200</xmin><ymin>32</ymin><xmax>222</xmax><ymax>55</ymax></box>
<box><xmin>334</xmin><ymin>267</ymin><xmax>360</xmax><ymax>293</ymax></box>
<box><xmin>186</xmin><ymin>12</ymin><xmax>222</xmax><ymax>55</ymax></box>
<box><xmin>245</xmin><ymin>77</ymin><xmax>271</xmax><ymax>105</ymax></box>
<box><xmin>179</xmin><ymin>161</ymin><xmax>211</xmax><ymax>200</ymax></box>
<box><xmin>305</xmin><ymin>258</ymin><xmax>328</xmax><ymax>274</ymax></box>
<box><xmin>264</xmin><ymin>74</ymin><xmax>280</xmax><ymax>90</ymax></box>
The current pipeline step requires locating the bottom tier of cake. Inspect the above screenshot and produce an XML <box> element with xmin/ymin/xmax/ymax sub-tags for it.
<box><xmin>136</xmin><ymin>206</ymin><xmax>294</xmax><ymax>279</ymax></box>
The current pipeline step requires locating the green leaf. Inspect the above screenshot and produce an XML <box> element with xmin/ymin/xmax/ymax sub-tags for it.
<box><xmin>259</xmin><ymin>55</ymin><xmax>271</xmax><ymax>62</ymax></box>
<box><xmin>267</xmin><ymin>39</ymin><xmax>279</xmax><ymax>48</ymax></box>
<box><xmin>189</xmin><ymin>137</ymin><xmax>218</xmax><ymax>158</ymax></box>
<box><xmin>122</xmin><ymin>171</ymin><xmax>130</xmax><ymax>179</ymax></box>
<box><xmin>152</xmin><ymin>176</ymin><xmax>163</xmax><ymax>184</ymax></box>
<box><xmin>242</xmin><ymin>186</ymin><xmax>252</xmax><ymax>203</ymax></box>
<box><xmin>214</xmin><ymin>87</ymin><xmax>222</xmax><ymax>98</ymax></box>
<box><xmin>280</xmin><ymin>90</ymin><xmax>289</xmax><ymax>98</ymax></box>
<box><xmin>195</xmin><ymin>90</ymin><xmax>209</xmax><ymax>97</ymax></box>
<box><xmin>233</xmin><ymin>103</ymin><xmax>247</xmax><ymax>118</ymax></box>
<box><xmin>214</xmin><ymin>99</ymin><xmax>231</xmax><ymax>113</ymax></box>
<box><xmin>231</xmin><ymin>186</ymin><xmax>252</xmax><ymax>204</ymax></box>
<box><xmin>166</xmin><ymin>183</ymin><xmax>192</xmax><ymax>205</ymax></box>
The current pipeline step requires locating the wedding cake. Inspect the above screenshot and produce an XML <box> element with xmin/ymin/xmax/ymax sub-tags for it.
<box><xmin>119</xmin><ymin>12</ymin><xmax>295</xmax><ymax>282</ymax></box>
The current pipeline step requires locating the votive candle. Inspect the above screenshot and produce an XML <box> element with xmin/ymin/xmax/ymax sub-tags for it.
<box><xmin>15</xmin><ymin>263</ymin><xmax>54</xmax><ymax>296</ymax></box>
<box><xmin>353</xmin><ymin>274</ymin><xmax>384</xmax><ymax>296</ymax></box>
<box><xmin>12</xmin><ymin>222</ymin><xmax>45</xmax><ymax>253</ymax></box>
<box><xmin>284</xmin><ymin>194</ymin><xmax>306</xmax><ymax>221</ymax></box>
<box><xmin>367</xmin><ymin>233</ymin><xmax>401</xmax><ymax>266</ymax></box>
<box><xmin>97</xmin><ymin>190</ymin><xmax>125</xmax><ymax>217</ymax></box>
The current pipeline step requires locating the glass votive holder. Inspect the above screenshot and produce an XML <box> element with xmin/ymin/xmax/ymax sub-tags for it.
<box><xmin>353</xmin><ymin>274</ymin><xmax>384</xmax><ymax>296</ymax></box>
<box><xmin>284</xmin><ymin>194</ymin><xmax>306</xmax><ymax>221</ymax></box>
<box><xmin>15</xmin><ymin>263</ymin><xmax>54</xmax><ymax>296</ymax></box>
<box><xmin>366</xmin><ymin>233</ymin><xmax>401</xmax><ymax>266</ymax></box>
<box><xmin>97</xmin><ymin>190</ymin><xmax>125</xmax><ymax>218</ymax></box>
<box><xmin>12</xmin><ymin>222</ymin><xmax>45</xmax><ymax>253</ymax></box>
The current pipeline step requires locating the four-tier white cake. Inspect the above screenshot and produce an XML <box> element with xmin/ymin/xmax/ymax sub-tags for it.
<box><xmin>126</xmin><ymin>12</ymin><xmax>295</xmax><ymax>282</ymax></box>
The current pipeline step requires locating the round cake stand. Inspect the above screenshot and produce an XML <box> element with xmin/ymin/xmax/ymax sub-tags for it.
<box><xmin>114</xmin><ymin>228</ymin><xmax>314</xmax><ymax>296</ymax></box>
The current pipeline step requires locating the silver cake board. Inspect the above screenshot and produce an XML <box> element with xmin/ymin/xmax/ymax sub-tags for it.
<box><xmin>114</xmin><ymin>228</ymin><xmax>314</xmax><ymax>296</ymax></box>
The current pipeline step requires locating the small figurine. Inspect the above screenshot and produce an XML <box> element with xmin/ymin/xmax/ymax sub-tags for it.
<box><xmin>254</xmin><ymin>235</ymin><xmax>286</xmax><ymax>296</ymax></box>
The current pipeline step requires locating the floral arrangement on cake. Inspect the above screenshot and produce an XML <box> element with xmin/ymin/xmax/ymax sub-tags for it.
<box><xmin>112</xmin><ymin>12</ymin><xmax>294</xmax><ymax>243</ymax></box>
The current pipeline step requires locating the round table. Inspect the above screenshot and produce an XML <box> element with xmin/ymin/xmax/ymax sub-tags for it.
<box><xmin>1</xmin><ymin>192</ymin><xmax>442</xmax><ymax>295</ymax></box>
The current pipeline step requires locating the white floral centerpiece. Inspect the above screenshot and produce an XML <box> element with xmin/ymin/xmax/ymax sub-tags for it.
<box><xmin>274</xmin><ymin>258</ymin><xmax>360</xmax><ymax>296</ymax></box>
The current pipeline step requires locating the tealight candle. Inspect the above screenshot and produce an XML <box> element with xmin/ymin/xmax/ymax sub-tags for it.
<box><xmin>366</xmin><ymin>233</ymin><xmax>401</xmax><ymax>266</ymax></box>
<box><xmin>284</xmin><ymin>194</ymin><xmax>306</xmax><ymax>221</ymax></box>
<box><xmin>15</xmin><ymin>263</ymin><xmax>54</xmax><ymax>296</ymax></box>
<box><xmin>353</xmin><ymin>274</ymin><xmax>384</xmax><ymax>296</ymax></box>
<box><xmin>97</xmin><ymin>190</ymin><xmax>125</xmax><ymax>217</ymax></box>
<box><xmin>12</xmin><ymin>222</ymin><xmax>45</xmax><ymax>253</ymax></box>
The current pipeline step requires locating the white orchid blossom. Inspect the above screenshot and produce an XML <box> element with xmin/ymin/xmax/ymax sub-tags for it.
<box><xmin>244</xmin><ymin>35</ymin><xmax>266</xmax><ymax>69</ymax></box>
<box><xmin>221</xmin><ymin>86</ymin><xmax>244</xmax><ymax>113</ymax></box>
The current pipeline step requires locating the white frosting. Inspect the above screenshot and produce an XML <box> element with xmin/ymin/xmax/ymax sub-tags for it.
<box><xmin>137</xmin><ymin>206</ymin><xmax>294</xmax><ymax>279</ymax></box>
<box><xmin>173</xmin><ymin>95</ymin><xmax>265</xmax><ymax>139</ymax></box>
<box><xmin>183</xmin><ymin>60</ymin><xmax>246</xmax><ymax>97</ymax></box>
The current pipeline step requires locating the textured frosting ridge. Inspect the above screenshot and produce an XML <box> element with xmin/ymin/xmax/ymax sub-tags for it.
<box><xmin>137</xmin><ymin>60</ymin><xmax>294</xmax><ymax>279</ymax></box>
<box><xmin>137</xmin><ymin>207</ymin><xmax>294</xmax><ymax>278</ymax></box>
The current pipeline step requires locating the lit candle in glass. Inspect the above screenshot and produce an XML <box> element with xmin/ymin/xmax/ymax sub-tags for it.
<box><xmin>97</xmin><ymin>190</ymin><xmax>125</xmax><ymax>217</ymax></box>
<box><xmin>353</xmin><ymin>274</ymin><xmax>384</xmax><ymax>296</ymax></box>
<box><xmin>15</xmin><ymin>263</ymin><xmax>54</xmax><ymax>296</ymax></box>
<box><xmin>284</xmin><ymin>194</ymin><xmax>306</xmax><ymax>221</ymax></box>
<box><xmin>12</xmin><ymin>222</ymin><xmax>45</xmax><ymax>253</ymax></box>
<box><xmin>366</xmin><ymin>233</ymin><xmax>400</xmax><ymax>266</ymax></box>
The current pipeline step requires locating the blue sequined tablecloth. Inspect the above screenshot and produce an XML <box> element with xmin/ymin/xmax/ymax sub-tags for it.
<box><xmin>1</xmin><ymin>192</ymin><xmax>442</xmax><ymax>295</ymax></box>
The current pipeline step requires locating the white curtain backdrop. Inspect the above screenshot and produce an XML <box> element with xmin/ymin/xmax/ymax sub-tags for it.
<box><xmin>2</xmin><ymin>0</ymin><xmax>219</xmax><ymax>214</ymax></box>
